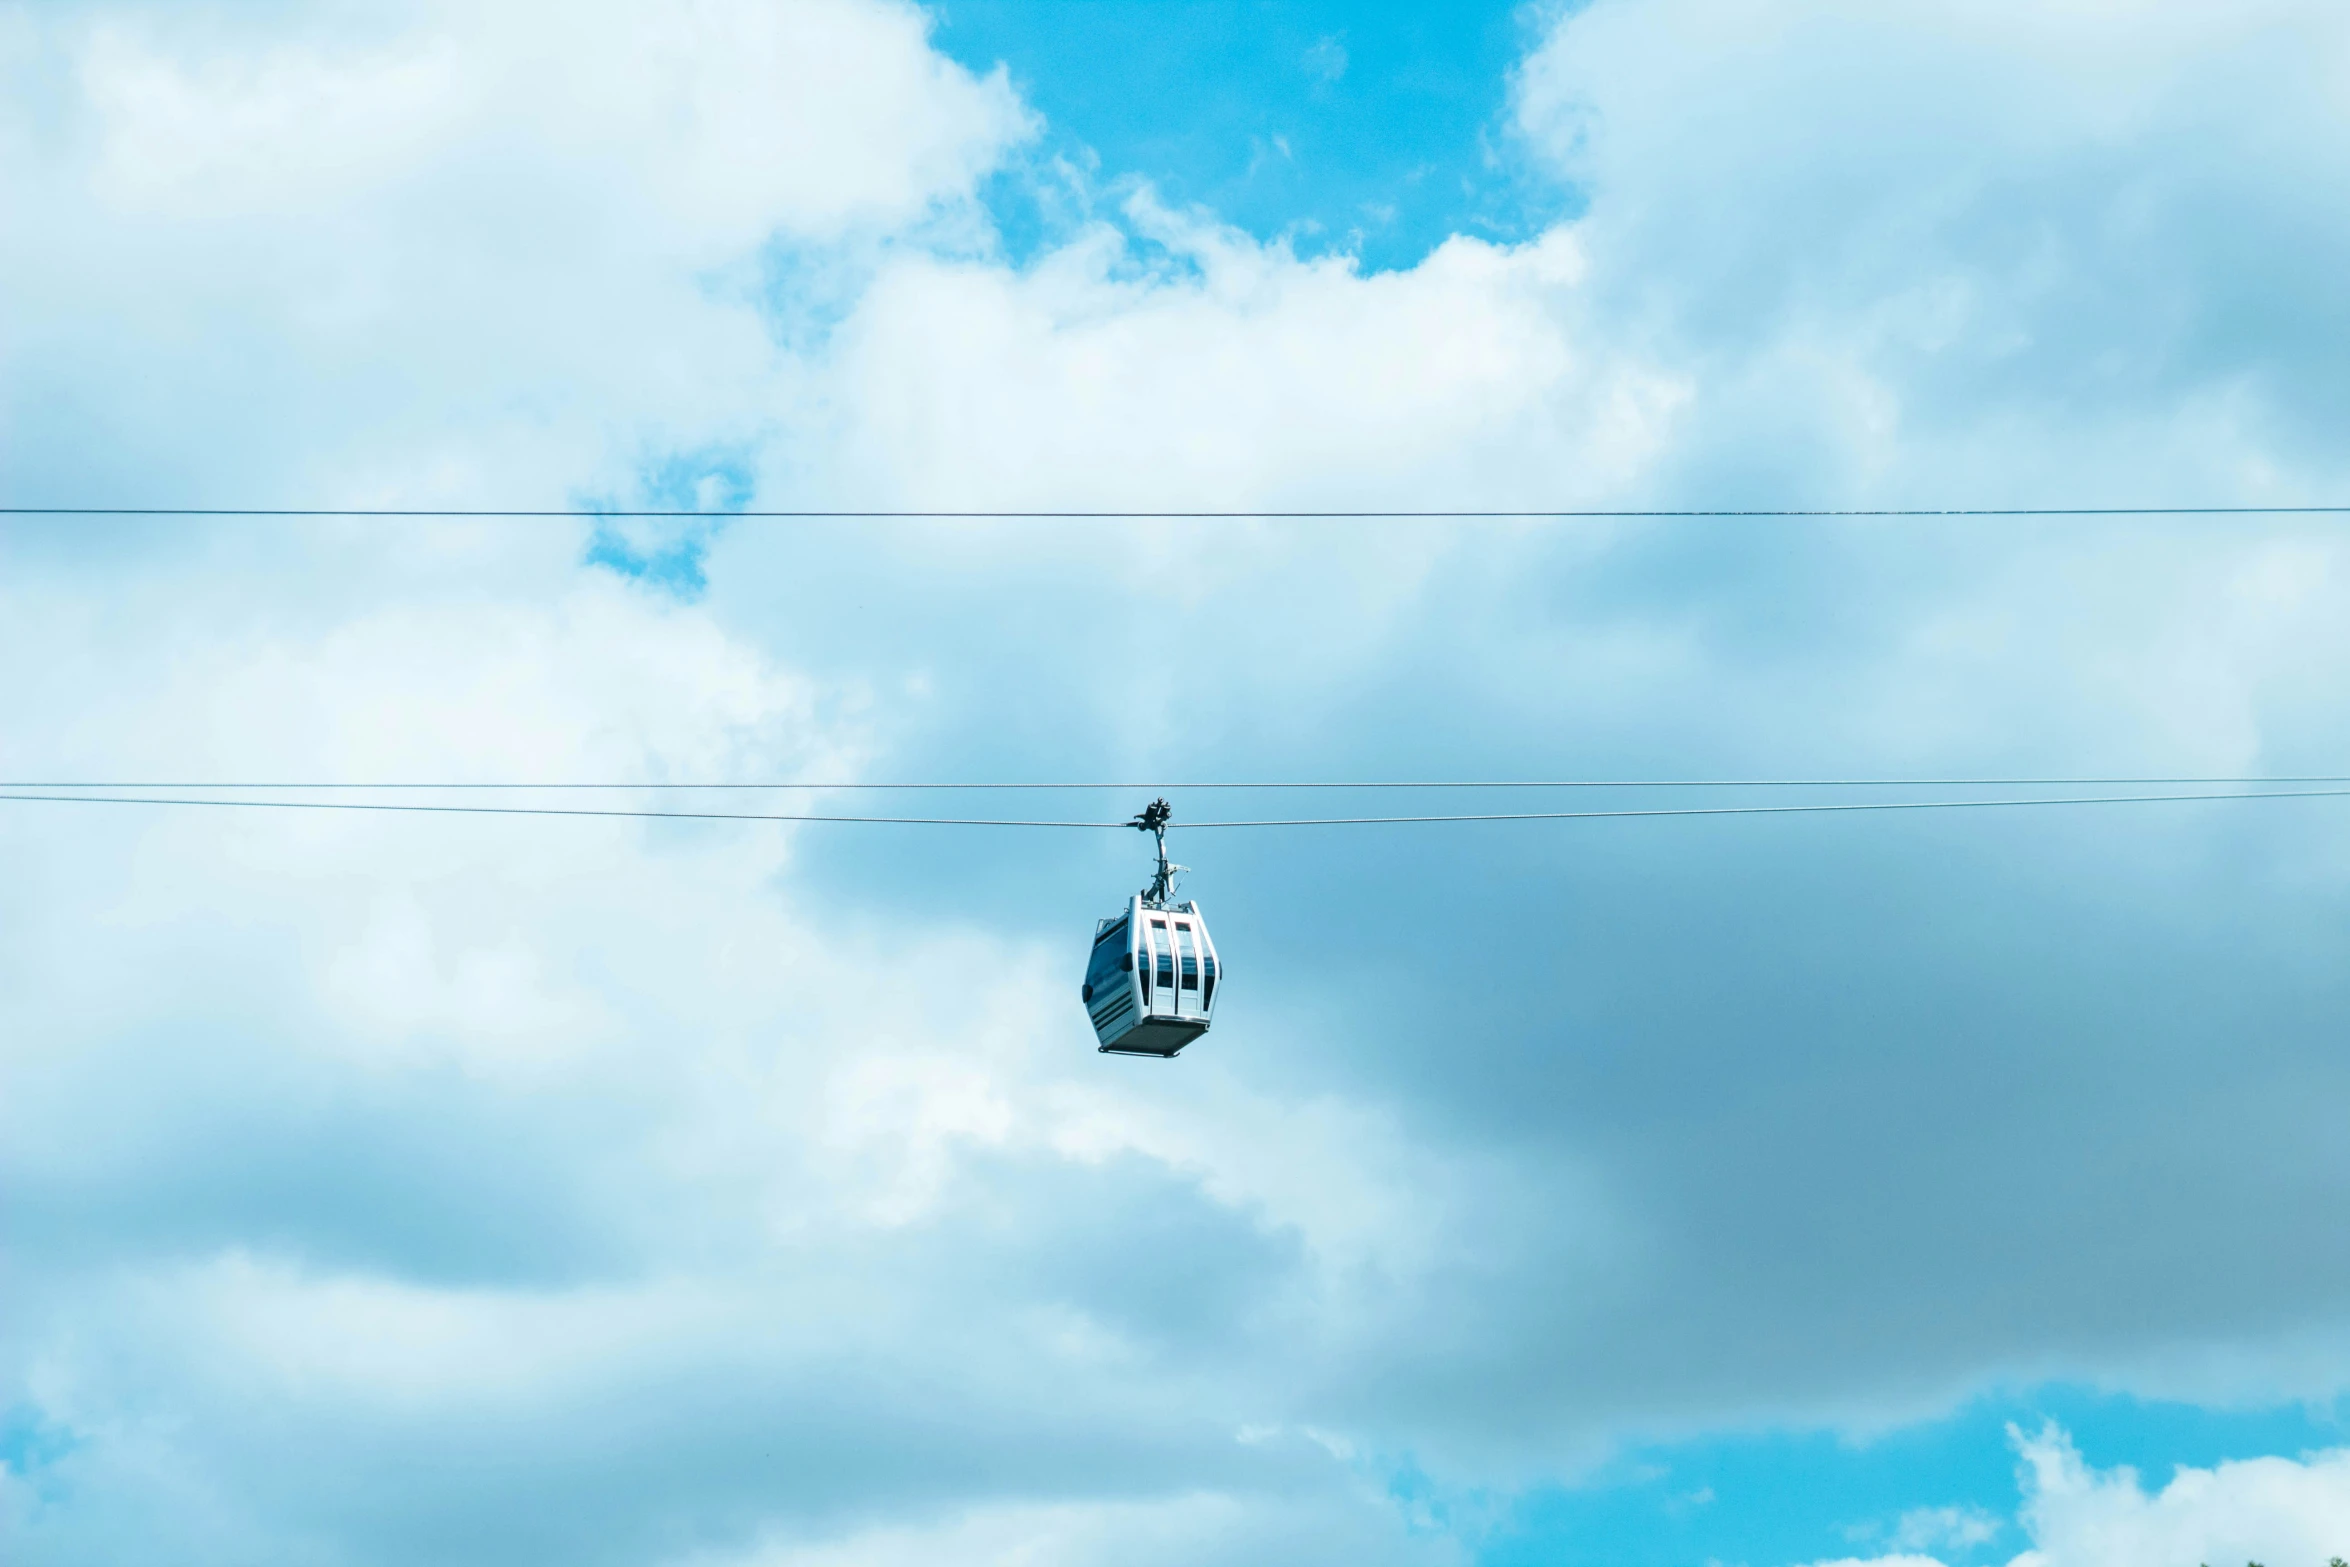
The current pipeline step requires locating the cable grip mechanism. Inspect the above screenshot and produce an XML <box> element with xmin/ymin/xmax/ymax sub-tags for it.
<box><xmin>1130</xmin><ymin>797</ymin><xmax>1186</xmax><ymax>908</ymax></box>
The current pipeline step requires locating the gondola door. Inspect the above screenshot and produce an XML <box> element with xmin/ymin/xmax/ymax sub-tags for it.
<box><xmin>1134</xmin><ymin>917</ymin><xmax>1150</xmax><ymax>1017</ymax></box>
<box><xmin>1142</xmin><ymin>916</ymin><xmax>1169</xmax><ymax>1019</ymax></box>
<box><xmin>1171</xmin><ymin>918</ymin><xmax>1199</xmax><ymax>1020</ymax></box>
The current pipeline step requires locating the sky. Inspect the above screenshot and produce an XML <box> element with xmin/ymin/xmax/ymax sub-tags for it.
<box><xmin>4</xmin><ymin>2</ymin><xmax>2350</xmax><ymax>1564</ymax></box>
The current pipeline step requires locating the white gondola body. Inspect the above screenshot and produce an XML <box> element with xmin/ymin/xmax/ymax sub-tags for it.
<box><xmin>1081</xmin><ymin>895</ymin><xmax>1221</xmax><ymax>1057</ymax></box>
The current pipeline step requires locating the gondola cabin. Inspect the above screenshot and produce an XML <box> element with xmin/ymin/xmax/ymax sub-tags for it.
<box><xmin>1081</xmin><ymin>895</ymin><xmax>1220</xmax><ymax>1057</ymax></box>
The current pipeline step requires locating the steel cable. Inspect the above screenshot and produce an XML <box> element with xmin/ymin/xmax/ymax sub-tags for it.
<box><xmin>5</xmin><ymin>787</ymin><xmax>2348</xmax><ymax>828</ymax></box>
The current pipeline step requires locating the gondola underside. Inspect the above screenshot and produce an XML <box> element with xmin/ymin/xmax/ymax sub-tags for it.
<box><xmin>1098</xmin><ymin>1017</ymin><xmax>1208</xmax><ymax>1057</ymax></box>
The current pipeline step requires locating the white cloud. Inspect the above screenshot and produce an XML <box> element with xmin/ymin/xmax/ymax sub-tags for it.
<box><xmin>1304</xmin><ymin>34</ymin><xmax>1348</xmax><ymax>86</ymax></box>
<box><xmin>71</xmin><ymin>0</ymin><xmax>1027</xmax><ymax>242</ymax></box>
<box><xmin>668</xmin><ymin>1488</ymin><xmax>1457</xmax><ymax>1567</ymax></box>
<box><xmin>2007</xmin><ymin>1423</ymin><xmax>2350</xmax><ymax>1567</ymax></box>
<box><xmin>3</xmin><ymin>0</ymin><xmax>1032</xmax><ymax>512</ymax></box>
<box><xmin>1510</xmin><ymin>0</ymin><xmax>2350</xmax><ymax>502</ymax></box>
<box><xmin>1891</xmin><ymin>1504</ymin><xmax>2002</xmax><ymax>1552</ymax></box>
<box><xmin>1841</xmin><ymin>1502</ymin><xmax>2005</xmax><ymax>1560</ymax></box>
<box><xmin>9</xmin><ymin>1</ymin><xmax>2350</xmax><ymax>1563</ymax></box>
<box><xmin>813</xmin><ymin>200</ymin><xmax>1670</xmax><ymax>513</ymax></box>
<box><xmin>1807</xmin><ymin>1425</ymin><xmax>2350</xmax><ymax>1567</ymax></box>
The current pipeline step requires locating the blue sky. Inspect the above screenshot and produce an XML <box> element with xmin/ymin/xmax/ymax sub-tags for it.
<box><xmin>930</xmin><ymin>0</ymin><xmax>1568</xmax><ymax>271</ymax></box>
<box><xmin>6</xmin><ymin>3</ymin><xmax>2350</xmax><ymax>1566</ymax></box>
<box><xmin>1485</xmin><ymin>1389</ymin><xmax>2350</xmax><ymax>1566</ymax></box>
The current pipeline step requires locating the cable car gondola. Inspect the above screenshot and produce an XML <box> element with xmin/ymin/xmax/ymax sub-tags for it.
<box><xmin>1080</xmin><ymin>800</ymin><xmax>1221</xmax><ymax>1057</ymax></box>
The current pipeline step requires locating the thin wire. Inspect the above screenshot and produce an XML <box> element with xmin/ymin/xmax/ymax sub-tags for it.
<box><xmin>0</xmin><ymin>794</ymin><xmax>1105</xmax><ymax>827</ymax></box>
<box><xmin>3</xmin><ymin>788</ymin><xmax>2346</xmax><ymax>828</ymax></box>
<box><xmin>6</xmin><ymin>506</ymin><xmax>2350</xmax><ymax>519</ymax></box>
<box><xmin>8</xmin><ymin>776</ymin><xmax>2350</xmax><ymax>791</ymax></box>
<box><xmin>1187</xmin><ymin>789</ymin><xmax>2350</xmax><ymax>826</ymax></box>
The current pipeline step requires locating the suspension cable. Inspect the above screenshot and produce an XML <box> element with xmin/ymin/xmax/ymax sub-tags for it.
<box><xmin>4</xmin><ymin>788</ymin><xmax>2347</xmax><ymax>828</ymax></box>
<box><xmin>6</xmin><ymin>777</ymin><xmax>2349</xmax><ymax>792</ymax></box>
<box><xmin>8</xmin><ymin>505</ymin><xmax>2350</xmax><ymax>519</ymax></box>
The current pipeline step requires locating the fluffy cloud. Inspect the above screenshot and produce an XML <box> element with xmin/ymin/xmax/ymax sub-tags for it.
<box><xmin>7</xmin><ymin>1</ymin><xmax>2350</xmax><ymax>1564</ymax></box>
<box><xmin>1</xmin><ymin>0</ymin><xmax>1030</xmax><ymax>510</ymax></box>
<box><xmin>1810</xmin><ymin>1425</ymin><xmax>2350</xmax><ymax>1567</ymax></box>
<box><xmin>1513</xmin><ymin>0</ymin><xmax>2350</xmax><ymax>500</ymax></box>
<box><xmin>0</xmin><ymin>534</ymin><xmax>1471</xmax><ymax>1564</ymax></box>
<box><xmin>2009</xmin><ymin>1424</ymin><xmax>2350</xmax><ymax>1567</ymax></box>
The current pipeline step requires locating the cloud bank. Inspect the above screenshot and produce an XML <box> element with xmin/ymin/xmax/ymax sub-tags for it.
<box><xmin>1815</xmin><ymin>1424</ymin><xmax>2350</xmax><ymax>1567</ymax></box>
<box><xmin>5</xmin><ymin>1</ymin><xmax>2350</xmax><ymax>1563</ymax></box>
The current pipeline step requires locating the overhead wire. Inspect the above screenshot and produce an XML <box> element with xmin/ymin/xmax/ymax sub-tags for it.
<box><xmin>4</xmin><ymin>787</ymin><xmax>2348</xmax><ymax>828</ymax></box>
<box><xmin>14</xmin><ymin>507</ymin><xmax>2348</xmax><ymax>812</ymax></box>
<box><xmin>7</xmin><ymin>506</ymin><xmax>2350</xmax><ymax>519</ymax></box>
<box><xmin>7</xmin><ymin>776</ymin><xmax>2350</xmax><ymax>791</ymax></box>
